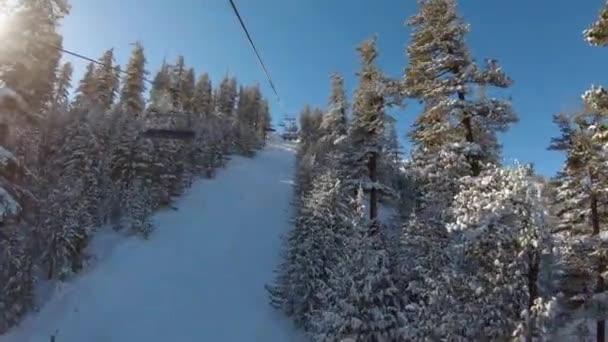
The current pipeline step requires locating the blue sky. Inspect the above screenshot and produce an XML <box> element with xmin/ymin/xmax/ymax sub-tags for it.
<box><xmin>60</xmin><ymin>0</ymin><xmax>608</xmax><ymax>177</ymax></box>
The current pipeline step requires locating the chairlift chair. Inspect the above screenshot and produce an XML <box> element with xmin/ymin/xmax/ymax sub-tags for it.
<box><xmin>141</xmin><ymin>111</ymin><xmax>196</xmax><ymax>140</ymax></box>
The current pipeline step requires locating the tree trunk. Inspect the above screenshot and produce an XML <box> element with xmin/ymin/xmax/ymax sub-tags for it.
<box><xmin>368</xmin><ymin>152</ymin><xmax>378</xmax><ymax>234</ymax></box>
<box><xmin>591</xmin><ymin>189</ymin><xmax>605</xmax><ymax>342</ymax></box>
<box><xmin>526</xmin><ymin>248</ymin><xmax>540</xmax><ymax>341</ymax></box>
<box><xmin>0</xmin><ymin>123</ymin><xmax>8</xmax><ymax>146</ymax></box>
<box><xmin>458</xmin><ymin>91</ymin><xmax>480</xmax><ymax>176</ymax></box>
<box><xmin>47</xmin><ymin>255</ymin><xmax>54</xmax><ymax>280</ymax></box>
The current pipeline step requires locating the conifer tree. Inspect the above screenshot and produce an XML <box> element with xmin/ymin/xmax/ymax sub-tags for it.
<box><xmin>0</xmin><ymin>223</ymin><xmax>33</xmax><ymax>334</ymax></box>
<box><xmin>404</xmin><ymin>0</ymin><xmax>517</xmax><ymax>176</ymax></box>
<box><xmin>149</xmin><ymin>60</ymin><xmax>171</xmax><ymax>111</ymax></box>
<box><xmin>0</xmin><ymin>0</ymin><xmax>70</xmax><ymax>112</ymax></box>
<box><xmin>321</xmin><ymin>73</ymin><xmax>348</xmax><ymax>146</ymax></box>
<box><xmin>216</xmin><ymin>76</ymin><xmax>238</xmax><ymax>117</ymax></box>
<box><xmin>258</xmin><ymin>97</ymin><xmax>272</xmax><ymax>144</ymax></box>
<box><xmin>445</xmin><ymin>165</ymin><xmax>551</xmax><ymax>340</ymax></box>
<box><xmin>295</xmin><ymin>106</ymin><xmax>323</xmax><ymax>199</ymax></box>
<box><xmin>182</xmin><ymin>68</ymin><xmax>196</xmax><ymax>112</ymax></box>
<box><xmin>43</xmin><ymin>116</ymin><xmax>103</xmax><ymax>279</ymax></box>
<box><xmin>52</xmin><ymin>62</ymin><xmax>73</xmax><ymax>114</ymax></box>
<box><xmin>170</xmin><ymin>55</ymin><xmax>186</xmax><ymax>111</ymax></box>
<box><xmin>119</xmin><ymin>42</ymin><xmax>147</xmax><ymax>116</ymax></box>
<box><xmin>269</xmin><ymin>167</ymin><xmax>352</xmax><ymax>331</ymax></box>
<box><xmin>72</xmin><ymin>62</ymin><xmax>97</xmax><ymax>111</ymax></box>
<box><xmin>0</xmin><ymin>143</ymin><xmax>35</xmax><ymax>334</ymax></box>
<box><xmin>40</xmin><ymin>61</ymin><xmax>73</xmax><ymax>173</ymax></box>
<box><xmin>214</xmin><ymin>76</ymin><xmax>238</xmax><ymax>156</ymax></box>
<box><xmin>542</xmin><ymin>7</ymin><xmax>608</xmax><ymax>340</ymax></box>
<box><xmin>585</xmin><ymin>1</ymin><xmax>608</xmax><ymax>46</ymax></box>
<box><xmin>234</xmin><ymin>84</ymin><xmax>266</xmax><ymax>154</ymax></box>
<box><xmin>315</xmin><ymin>188</ymin><xmax>403</xmax><ymax>342</ymax></box>
<box><xmin>189</xmin><ymin>72</ymin><xmax>214</xmax><ymax>172</ymax></box>
<box><xmin>549</xmin><ymin>111</ymin><xmax>608</xmax><ymax>340</ymax></box>
<box><xmin>347</xmin><ymin>37</ymin><xmax>394</xmax><ymax>227</ymax></box>
<box><xmin>192</xmin><ymin>72</ymin><xmax>213</xmax><ymax>116</ymax></box>
<box><xmin>94</xmin><ymin>48</ymin><xmax>119</xmax><ymax>110</ymax></box>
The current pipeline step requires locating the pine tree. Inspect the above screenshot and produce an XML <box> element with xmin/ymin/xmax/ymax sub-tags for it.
<box><xmin>149</xmin><ymin>60</ymin><xmax>172</xmax><ymax>111</ymax></box>
<box><xmin>40</xmin><ymin>61</ymin><xmax>73</xmax><ymax>175</ymax></box>
<box><xmin>215</xmin><ymin>76</ymin><xmax>238</xmax><ymax>156</ymax></box>
<box><xmin>404</xmin><ymin>0</ymin><xmax>517</xmax><ymax>176</ymax></box>
<box><xmin>0</xmin><ymin>222</ymin><xmax>34</xmax><ymax>334</ymax></box>
<box><xmin>258</xmin><ymin>97</ymin><xmax>272</xmax><ymax>144</ymax></box>
<box><xmin>106</xmin><ymin>107</ymin><xmax>155</xmax><ymax>235</ymax></box>
<box><xmin>72</xmin><ymin>62</ymin><xmax>97</xmax><ymax>111</ymax></box>
<box><xmin>94</xmin><ymin>48</ymin><xmax>119</xmax><ymax>110</ymax></box>
<box><xmin>549</xmin><ymin>111</ymin><xmax>608</xmax><ymax>340</ymax></box>
<box><xmin>0</xmin><ymin>95</ymin><xmax>36</xmax><ymax>332</ymax></box>
<box><xmin>216</xmin><ymin>76</ymin><xmax>238</xmax><ymax>117</ymax></box>
<box><xmin>0</xmin><ymin>0</ymin><xmax>70</xmax><ymax>112</ymax></box>
<box><xmin>585</xmin><ymin>1</ymin><xmax>608</xmax><ymax>46</ymax></box>
<box><xmin>321</xmin><ymin>73</ymin><xmax>349</xmax><ymax>146</ymax></box>
<box><xmin>52</xmin><ymin>62</ymin><xmax>73</xmax><ymax>113</ymax></box>
<box><xmin>42</xmin><ymin>116</ymin><xmax>104</xmax><ymax>279</ymax></box>
<box><xmin>269</xmin><ymin>167</ymin><xmax>352</xmax><ymax>332</ymax></box>
<box><xmin>314</xmin><ymin>189</ymin><xmax>403</xmax><ymax>342</ymax></box>
<box><xmin>234</xmin><ymin>84</ymin><xmax>265</xmax><ymax>154</ymax></box>
<box><xmin>119</xmin><ymin>42</ymin><xmax>147</xmax><ymax>116</ymax></box>
<box><xmin>190</xmin><ymin>73</ymin><xmax>215</xmax><ymax>173</ymax></box>
<box><xmin>123</xmin><ymin>177</ymin><xmax>153</xmax><ymax>237</ymax></box>
<box><xmin>538</xmin><ymin>9</ymin><xmax>608</xmax><ymax>339</ymax></box>
<box><xmin>346</xmin><ymin>37</ymin><xmax>394</xmax><ymax>228</ymax></box>
<box><xmin>295</xmin><ymin>106</ymin><xmax>324</xmax><ymax>199</ymax></box>
<box><xmin>170</xmin><ymin>55</ymin><xmax>186</xmax><ymax>111</ymax></box>
<box><xmin>316</xmin><ymin>73</ymin><xmax>349</xmax><ymax>173</ymax></box>
<box><xmin>444</xmin><ymin>165</ymin><xmax>551</xmax><ymax>340</ymax></box>
<box><xmin>192</xmin><ymin>72</ymin><xmax>213</xmax><ymax>116</ymax></box>
<box><xmin>182</xmin><ymin>68</ymin><xmax>196</xmax><ymax>112</ymax></box>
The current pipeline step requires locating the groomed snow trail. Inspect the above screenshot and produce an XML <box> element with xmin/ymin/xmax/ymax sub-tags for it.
<box><xmin>1</xmin><ymin>141</ymin><xmax>304</xmax><ymax>342</ymax></box>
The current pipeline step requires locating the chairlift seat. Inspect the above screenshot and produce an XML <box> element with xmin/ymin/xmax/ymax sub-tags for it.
<box><xmin>141</xmin><ymin>111</ymin><xmax>195</xmax><ymax>140</ymax></box>
<box><xmin>141</xmin><ymin>128</ymin><xmax>196</xmax><ymax>140</ymax></box>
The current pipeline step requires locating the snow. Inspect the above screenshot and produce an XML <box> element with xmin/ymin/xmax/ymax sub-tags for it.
<box><xmin>0</xmin><ymin>146</ymin><xmax>15</xmax><ymax>169</ymax></box>
<box><xmin>0</xmin><ymin>142</ymin><xmax>306</xmax><ymax>342</ymax></box>
<box><xmin>0</xmin><ymin>186</ymin><xmax>20</xmax><ymax>219</ymax></box>
<box><xmin>0</xmin><ymin>86</ymin><xmax>27</xmax><ymax>113</ymax></box>
<box><xmin>0</xmin><ymin>87</ymin><xmax>18</xmax><ymax>100</ymax></box>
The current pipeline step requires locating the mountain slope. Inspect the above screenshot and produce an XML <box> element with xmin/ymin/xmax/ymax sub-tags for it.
<box><xmin>1</xmin><ymin>140</ymin><xmax>304</xmax><ymax>342</ymax></box>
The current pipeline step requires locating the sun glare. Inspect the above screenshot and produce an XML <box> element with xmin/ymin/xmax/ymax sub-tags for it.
<box><xmin>0</xmin><ymin>0</ymin><xmax>17</xmax><ymax>37</ymax></box>
<box><xmin>0</xmin><ymin>8</ymin><xmax>11</xmax><ymax>38</ymax></box>
<box><xmin>0</xmin><ymin>12</ymin><xmax>8</xmax><ymax>33</ymax></box>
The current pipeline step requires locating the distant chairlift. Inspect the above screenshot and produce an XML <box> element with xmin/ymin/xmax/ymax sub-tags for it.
<box><xmin>141</xmin><ymin>111</ymin><xmax>196</xmax><ymax>140</ymax></box>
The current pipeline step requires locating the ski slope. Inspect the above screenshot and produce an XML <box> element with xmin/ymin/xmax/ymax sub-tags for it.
<box><xmin>1</xmin><ymin>140</ymin><xmax>304</xmax><ymax>342</ymax></box>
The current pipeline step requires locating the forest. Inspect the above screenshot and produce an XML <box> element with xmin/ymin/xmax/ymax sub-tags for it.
<box><xmin>3</xmin><ymin>0</ymin><xmax>608</xmax><ymax>341</ymax></box>
<box><xmin>0</xmin><ymin>0</ymin><xmax>272</xmax><ymax>334</ymax></box>
<box><xmin>268</xmin><ymin>0</ymin><xmax>608</xmax><ymax>341</ymax></box>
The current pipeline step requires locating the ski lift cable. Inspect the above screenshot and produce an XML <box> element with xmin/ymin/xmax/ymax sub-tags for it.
<box><xmin>38</xmin><ymin>40</ymin><xmax>155</xmax><ymax>85</ymax></box>
<box><xmin>34</xmin><ymin>41</ymin><xmax>198</xmax><ymax>140</ymax></box>
<box><xmin>39</xmin><ymin>7</ymin><xmax>287</xmax><ymax>115</ymax></box>
<box><xmin>227</xmin><ymin>0</ymin><xmax>286</xmax><ymax>114</ymax></box>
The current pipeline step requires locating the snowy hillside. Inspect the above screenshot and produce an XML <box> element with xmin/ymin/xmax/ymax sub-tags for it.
<box><xmin>0</xmin><ymin>140</ymin><xmax>305</xmax><ymax>342</ymax></box>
